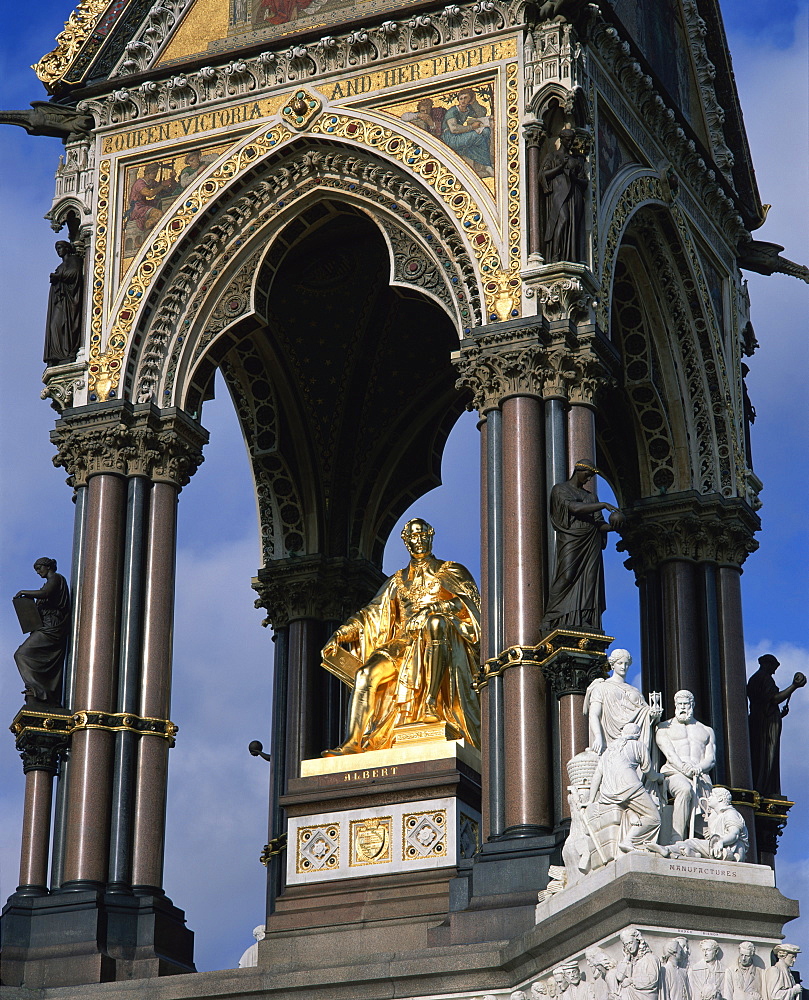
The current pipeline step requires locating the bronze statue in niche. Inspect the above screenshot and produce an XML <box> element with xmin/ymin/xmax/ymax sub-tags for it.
<box><xmin>540</xmin><ymin>127</ymin><xmax>588</xmax><ymax>264</ymax></box>
<box><xmin>44</xmin><ymin>241</ymin><xmax>83</xmax><ymax>366</ymax></box>
<box><xmin>321</xmin><ymin>518</ymin><xmax>481</xmax><ymax>754</ymax></box>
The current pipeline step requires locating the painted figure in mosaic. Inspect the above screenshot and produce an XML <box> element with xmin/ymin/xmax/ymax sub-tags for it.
<box><xmin>44</xmin><ymin>240</ymin><xmax>83</xmax><ymax>366</ymax></box>
<box><xmin>585</xmin><ymin>648</ymin><xmax>661</xmax><ymax>754</ymax></box>
<box><xmin>764</xmin><ymin>945</ymin><xmax>802</xmax><ymax>1000</ymax></box>
<box><xmin>723</xmin><ymin>943</ymin><xmax>763</xmax><ymax>1000</ymax></box>
<box><xmin>540</xmin><ymin>127</ymin><xmax>588</xmax><ymax>263</ymax></box>
<box><xmin>746</xmin><ymin>653</ymin><xmax>806</xmax><ymax>798</ymax></box>
<box><xmin>13</xmin><ymin>558</ymin><xmax>70</xmax><ymax>707</ymax></box>
<box><xmin>655</xmin><ymin>690</ymin><xmax>716</xmax><ymax>841</ymax></box>
<box><xmin>588</xmin><ymin>723</ymin><xmax>661</xmax><ymax>851</ymax></box>
<box><xmin>321</xmin><ymin>518</ymin><xmax>481</xmax><ymax>754</ymax></box>
<box><xmin>662</xmin><ymin>939</ymin><xmax>691</xmax><ymax>1000</ymax></box>
<box><xmin>689</xmin><ymin>940</ymin><xmax>725</xmax><ymax>1000</ymax></box>
<box><xmin>541</xmin><ymin>460</ymin><xmax>624</xmax><ymax>634</ymax></box>
<box><xmin>401</xmin><ymin>97</ymin><xmax>446</xmax><ymax>138</ymax></box>
<box><xmin>442</xmin><ymin>88</ymin><xmax>494</xmax><ymax>179</ymax></box>
<box><xmin>616</xmin><ymin>928</ymin><xmax>662</xmax><ymax>1000</ymax></box>
<box><xmin>127</xmin><ymin>161</ymin><xmax>176</xmax><ymax>236</ymax></box>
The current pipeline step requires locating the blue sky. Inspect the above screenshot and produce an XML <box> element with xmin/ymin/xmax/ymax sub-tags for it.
<box><xmin>0</xmin><ymin>0</ymin><xmax>807</xmax><ymax>975</ymax></box>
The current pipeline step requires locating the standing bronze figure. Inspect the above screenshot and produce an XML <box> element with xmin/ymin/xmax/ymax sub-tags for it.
<box><xmin>542</xmin><ymin>460</ymin><xmax>624</xmax><ymax>633</ymax></box>
<box><xmin>44</xmin><ymin>240</ymin><xmax>83</xmax><ymax>366</ymax></box>
<box><xmin>13</xmin><ymin>558</ymin><xmax>71</xmax><ymax>707</ymax></box>
<box><xmin>746</xmin><ymin>653</ymin><xmax>806</xmax><ymax>798</ymax></box>
<box><xmin>540</xmin><ymin>128</ymin><xmax>588</xmax><ymax>264</ymax></box>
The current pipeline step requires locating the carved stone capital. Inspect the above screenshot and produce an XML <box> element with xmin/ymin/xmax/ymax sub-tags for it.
<box><xmin>541</xmin><ymin>650</ymin><xmax>608</xmax><ymax>698</ymax></box>
<box><xmin>16</xmin><ymin>731</ymin><xmax>68</xmax><ymax>775</ymax></box>
<box><xmin>617</xmin><ymin>492</ymin><xmax>760</xmax><ymax>574</ymax></box>
<box><xmin>252</xmin><ymin>556</ymin><xmax>386</xmax><ymax>630</ymax></box>
<box><xmin>50</xmin><ymin>402</ymin><xmax>207</xmax><ymax>490</ymax></box>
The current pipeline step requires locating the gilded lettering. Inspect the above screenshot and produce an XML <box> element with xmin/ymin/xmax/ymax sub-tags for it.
<box><xmin>330</xmin><ymin>81</ymin><xmax>344</xmax><ymax>98</ymax></box>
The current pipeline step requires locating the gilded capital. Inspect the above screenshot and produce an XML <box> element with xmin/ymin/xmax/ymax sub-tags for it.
<box><xmin>50</xmin><ymin>402</ymin><xmax>207</xmax><ymax>489</ymax></box>
<box><xmin>252</xmin><ymin>556</ymin><xmax>385</xmax><ymax>630</ymax></box>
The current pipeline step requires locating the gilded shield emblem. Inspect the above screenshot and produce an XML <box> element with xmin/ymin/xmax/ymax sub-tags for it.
<box><xmin>349</xmin><ymin>818</ymin><xmax>392</xmax><ymax>866</ymax></box>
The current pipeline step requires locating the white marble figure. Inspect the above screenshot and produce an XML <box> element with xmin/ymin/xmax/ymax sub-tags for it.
<box><xmin>662</xmin><ymin>938</ymin><xmax>692</xmax><ymax>1000</ymax></box>
<box><xmin>616</xmin><ymin>928</ymin><xmax>662</xmax><ymax>1000</ymax></box>
<box><xmin>237</xmin><ymin>924</ymin><xmax>266</xmax><ymax>968</ymax></box>
<box><xmin>554</xmin><ymin>967</ymin><xmax>571</xmax><ymax>998</ymax></box>
<box><xmin>532</xmin><ymin>980</ymin><xmax>550</xmax><ymax>999</ymax></box>
<box><xmin>586</xmin><ymin>946</ymin><xmax>619</xmax><ymax>1000</ymax></box>
<box><xmin>655</xmin><ymin>691</ymin><xmax>716</xmax><ymax>841</ymax></box>
<box><xmin>764</xmin><ymin>945</ymin><xmax>802</xmax><ymax>1000</ymax></box>
<box><xmin>723</xmin><ymin>942</ymin><xmax>764</xmax><ymax>1000</ymax></box>
<box><xmin>588</xmin><ymin>723</ymin><xmax>661</xmax><ymax>851</ymax></box>
<box><xmin>512</xmin><ymin>992</ymin><xmax>529</xmax><ymax>1000</ymax></box>
<box><xmin>564</xmin><ymin>960</ymin><xmax>587</xmax><ymax>1000</ymax></box>
<box><xmin>585</xmin><ymin>649</ymin><xmax>662</xmax><ymax>755</ymax></box>
<box><xmin>689</xmin><ymin>940</ymin><xmax>725</xmax><ymax>1000</ymax></box>
<box><xmin>646</xmin><ymin>788</ymin><xmax>748</xmax><ymax>862</ymax></box>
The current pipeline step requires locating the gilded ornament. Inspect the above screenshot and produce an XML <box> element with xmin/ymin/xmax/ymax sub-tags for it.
<box><xmin>32</xmin><ymin>0</ymin><xmax>109</xmax><ymax>91</ymax></box>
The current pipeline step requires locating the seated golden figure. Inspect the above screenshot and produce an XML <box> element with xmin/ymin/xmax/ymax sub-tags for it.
<box><xmin>321</xmin><ymin>518</ymin><xmax>481</xmax><ymax>755</ymax></box>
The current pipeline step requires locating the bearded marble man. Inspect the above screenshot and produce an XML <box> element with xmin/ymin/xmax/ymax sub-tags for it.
<box><xmin>321</xmin><ymin>518</ymin><xmax>481</xmax><ymax>754</ymax></box>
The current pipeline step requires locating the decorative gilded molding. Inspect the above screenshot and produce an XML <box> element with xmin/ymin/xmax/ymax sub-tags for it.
<box><xmin>33</xmin><ymin>0</ymin><xmax>110</xmax><ymax>92</ymax></box>
<box><xmin>617</xmin><ymin>492</ymin><xmax>760</xmax><ymax>574</ymax></box>
<box><xmin>113</xmin><ymin>0</ymin><xmax>196</xmax><ymax>77</ymax></box>
<box><xmin>69</xmin><ymin>710</ymin><xmax>179</xmax><ymax>745</ymax></box>
<box><xmin>50</xmin><ymin>401</ymin><xmax>207</xmax><ymax>489</ymax></box>
<box><xmin>252</xmin><ymin>555</ymin><xmax>385</xmax><ymax>630</ymax></box>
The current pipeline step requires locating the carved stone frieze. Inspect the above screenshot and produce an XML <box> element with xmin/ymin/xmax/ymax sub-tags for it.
<box><xmin>252</xmin><ymin>555</ymin><xmax>385</xmax><ymax>629</ymax></box>
<box><xmin>617</xmin><ymin>491</ymin><xmax>760</xmax><ymax>574</ymax></box>
<box><xmin>79</xmin><ymin>0</ymin><xmax>523</xmax><ymax>126</ymax></box>
<box><xmin>50</xmin><ymin>402</ymin><xmax>207</xmax><ymax>489</ymax></box>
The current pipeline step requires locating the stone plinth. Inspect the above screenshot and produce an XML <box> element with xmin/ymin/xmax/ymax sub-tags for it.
<box><xmin>261</xmin><ymin>742</ymin><xmax>482</xmax><ymax>968</ymax></box>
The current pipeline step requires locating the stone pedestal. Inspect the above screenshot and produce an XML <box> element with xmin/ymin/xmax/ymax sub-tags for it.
<box><xmin>261</xmin><ymin>741</ymin><xmax>482</xmax><ymax>968</ymax></box>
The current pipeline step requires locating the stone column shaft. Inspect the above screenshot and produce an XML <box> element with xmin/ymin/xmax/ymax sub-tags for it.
<box><xmin>544</xmin><ymin>397</ymin><xmax>568</xmax><ymax>566</ymax></box>
<box><xmin>567</xmin><ymin>404</ymin><xmax>596</xmax><ymax>492</ymax></box>
<box><xmin>285</xmin><ymin>618</ymin><xmax>329</xmax><ymax>776</ymax></box>
<box><xmin>63</xmin><ymin>473</ymin><xmax>126</xmax><ymax>888</ymax></box>
<box><xmin>108</xmin><ymin>476</ymin><xmax>149</xmax><ymax>892</ymax></box>
<box><xmin>19</xmin><ymin>769</ymin><xmax>55</xmax><ymax>894</ymax></box>
<box><xmin>50</xmin><ymin>484</ymin><xmax>88</xmax><ymax>890</ymax></box>
<box><xmin>267</xmin><ymin>627</ymin><xmax>289</xmax><ymax>917</ymax></box>
<box><xmin>482</xmin><ymin>410</ymin><xmax>506</xmax><ymax>840</ymax></box>
<box><xmin>501</xmin><ymin>395</ymin><xmax>551</xmax><ymax>833</ymax></box>
<box><xmin>131</xmin><ymin>481</ymin><xmax>178</xmax><ymax>892</ymax></box>
<box><xmin>660</xmin><ymin>559</ymin><xmax>702</xmax><ymax>713</ymax></box>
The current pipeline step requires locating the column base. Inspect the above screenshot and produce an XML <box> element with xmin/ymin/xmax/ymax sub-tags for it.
<box><xmin>0</xmin><ymin>888</ymin><xmax>195</xmax><ymax>987</ymax></box>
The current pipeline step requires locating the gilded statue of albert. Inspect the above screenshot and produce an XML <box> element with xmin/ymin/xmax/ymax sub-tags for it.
<box><xmin>321</xmin><ymin>518</ymin><xmax>481</xmax><ymax>755</ymax></box>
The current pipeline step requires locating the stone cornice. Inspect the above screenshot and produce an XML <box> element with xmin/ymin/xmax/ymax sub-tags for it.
<box><xmin>252</xmin><ymin>555</ymin><xmax>386</xmax><ymax>630</ymax></box>
<box><xmin>50</xmin><ymin>401</ymin><xmax>208</xmax><ymax>489</ymax></box>
<box><xmin>616</xmin><ymin>491</ymin><xmax>760</xmax><ymax>573</ymax></box>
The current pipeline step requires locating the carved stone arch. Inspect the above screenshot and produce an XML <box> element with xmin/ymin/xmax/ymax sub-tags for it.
<box><xmin>122</xmin><ymin>135</ymin><xmax>484</xmax><ymax>407</ymax></box>
<box><xmin>600</xmin><ymin>193</ymin><xmax>740</xmax><ymax>500</ymax></box>
<box><xmin>120</xmin><ymin>136</ymin><xmax>479</xmax><ymax>564</ymax></box>
<box><xmin>527</xmin><ymin>83</ymin><xmax>589</xmax><ymax>130</ymax></box>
